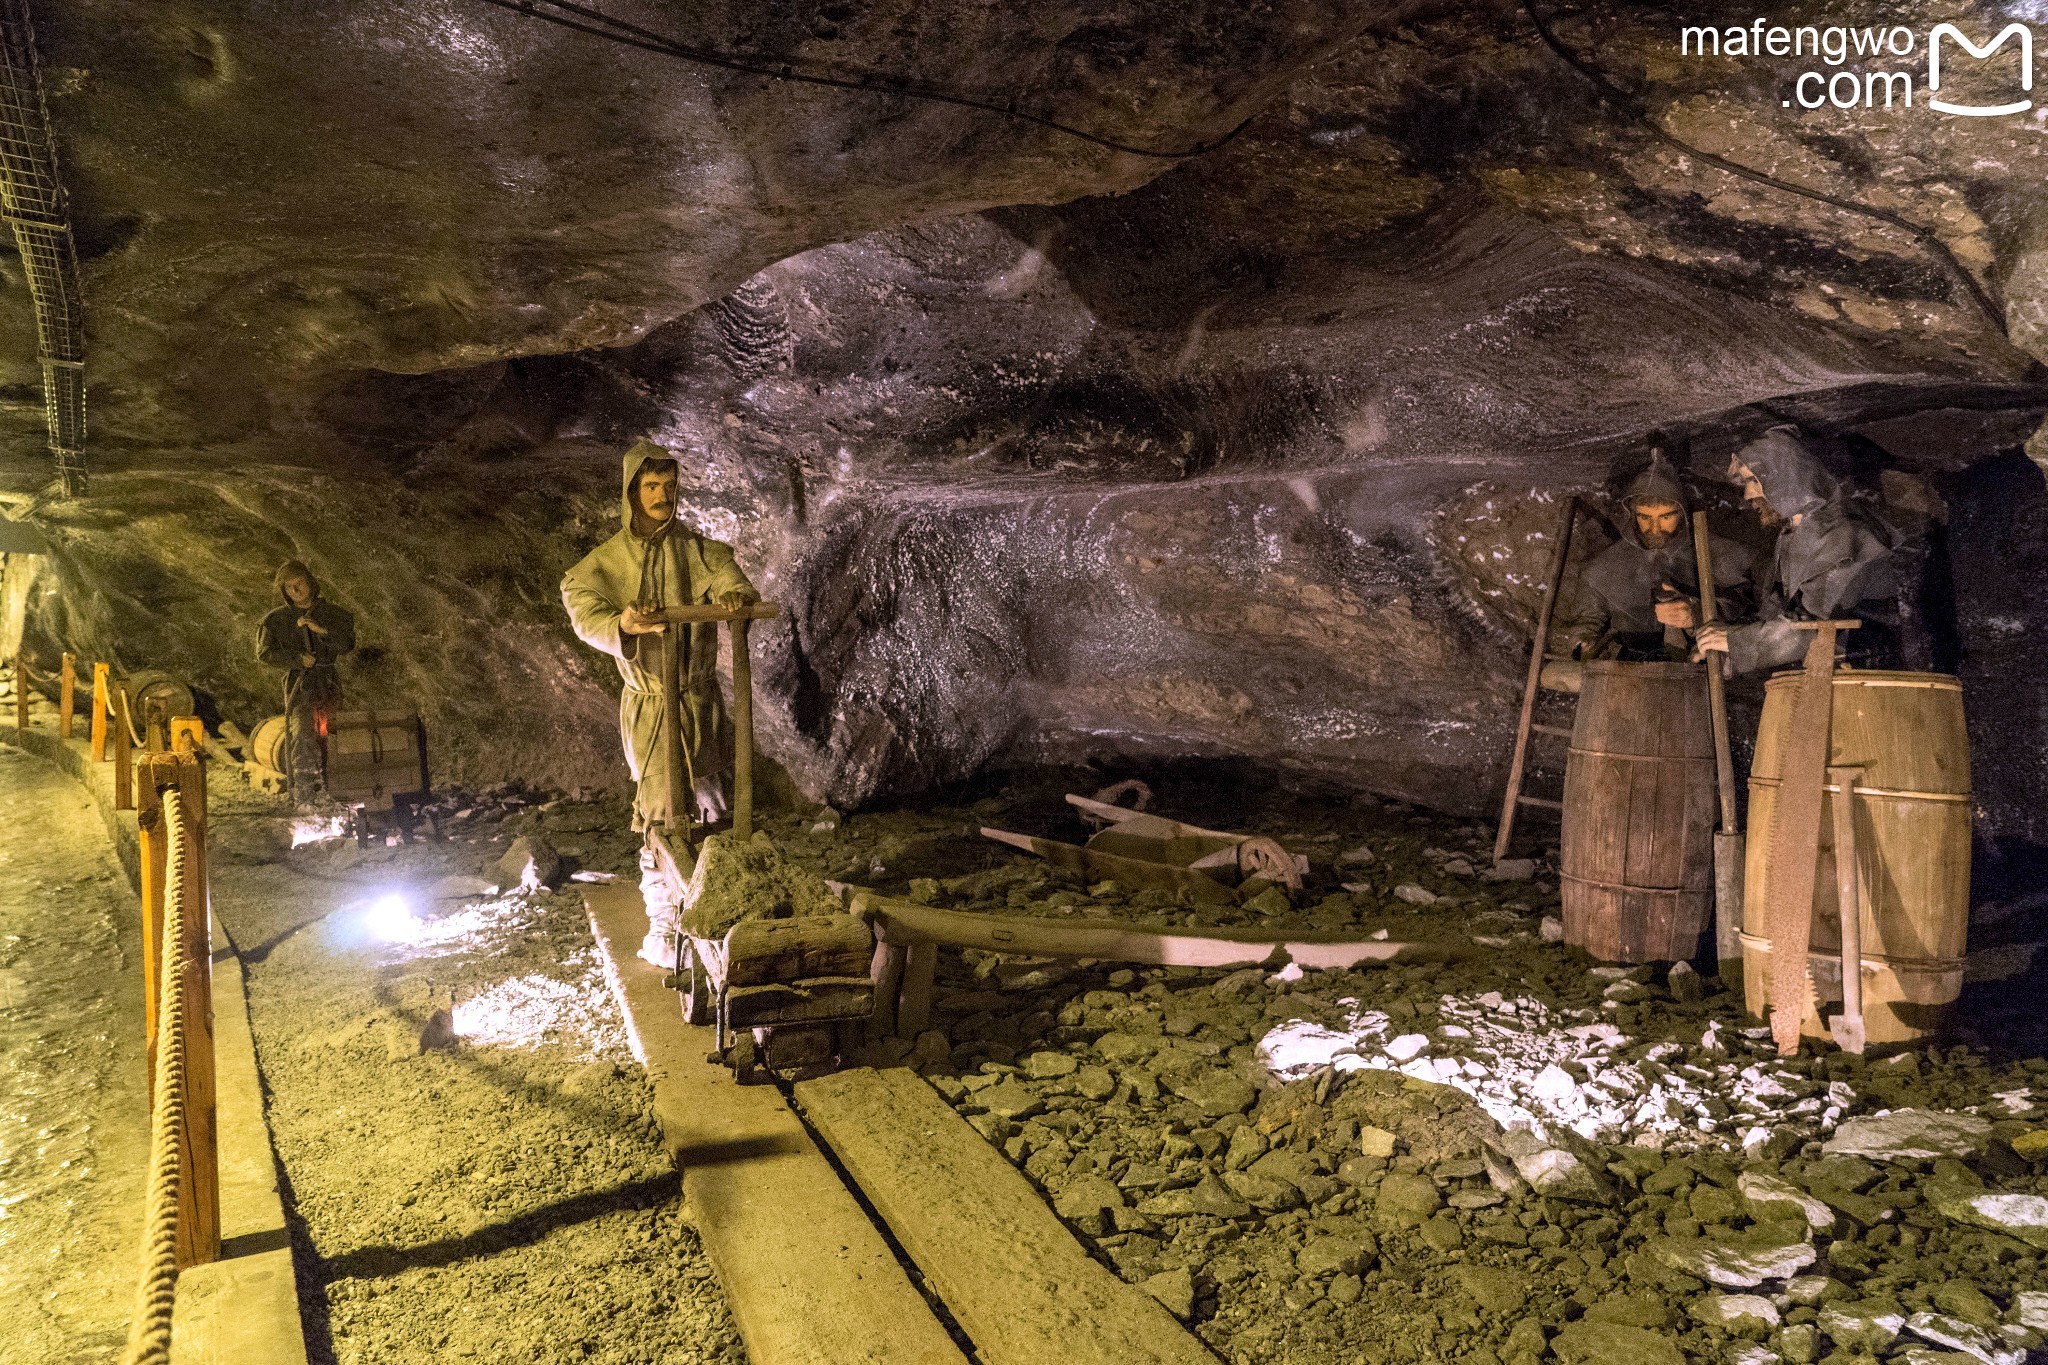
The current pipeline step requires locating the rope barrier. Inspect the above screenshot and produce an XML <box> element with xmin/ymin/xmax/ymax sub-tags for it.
<box><xmin>119</xmin><ymin>787</ymin><xmax>197</xmax><ymax>1365</ymax></box>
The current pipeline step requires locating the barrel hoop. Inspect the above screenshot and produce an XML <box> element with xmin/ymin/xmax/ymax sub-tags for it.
<box><xmin>1566</xmin><ymin>747</ymin><xmax>1715</xmax><ymax>764</ymax></box>
<box><xmin>1747</xmin><ymin>777</ymin><xmax>1969</xmax><ymax>803</ymax></box>
<box><xmin>1558</xmin><ymin>870</ymin><xmax>1704</xmax><ymax>897</ymax></box>
<box><xmin>1736</xmin><ymin>931</ymin><xmax>1964</xmax><ymax>973</ymax></box>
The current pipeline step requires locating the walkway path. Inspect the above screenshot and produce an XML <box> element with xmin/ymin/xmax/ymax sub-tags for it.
<box><xmin>0</xmin><ymin>744</ymin><xmax>147</xmax><ymax>1365</ymax></box>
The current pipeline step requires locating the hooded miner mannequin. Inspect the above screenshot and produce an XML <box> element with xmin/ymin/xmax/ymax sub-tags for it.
<box><xmin>256</xmin><ymin>560</ymin><xmax>357</xmax><ymax>804</ymax></box>
<box><xmin>1696</xmin><ymin>425</ymin><xmax>1905</xmax><ymax>676</ymax></box>
<box><xmin>561</xmin><ymin>439</ymin><xmax>758</xmax><ymax>967</ymax></box>
<box><xmin>1556</xmin><ymin>450</ymin><xmax>1757</xmax><ymax>662</ymax></box>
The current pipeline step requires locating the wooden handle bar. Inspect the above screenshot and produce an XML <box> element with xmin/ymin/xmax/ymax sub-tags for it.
<box><xmin>656</xmin><ymin>602</ymin><xmax>782</xmax><ymax>624</ymax></box>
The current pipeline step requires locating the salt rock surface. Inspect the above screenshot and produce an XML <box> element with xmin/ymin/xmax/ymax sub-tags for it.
<box><xmin>1648</xmin><ymin>1226</ymin><xmax>1815</xmax><ymax>1287</ymax></box>
<box><xmin>1820</xmin><ymin>1302</ymin><xmax>1906</xmax><ymax>1351</ymax></box>
<box><xmin>1737</xmin><ymin>1170</ymin><xmax>1837</xmax><ymax>1233</ymax></box>
<box><xmin>1550</xmin><ymin>1320</ymin><xmax>1685</xmax><ymax>1365</ymax></box>
<box><xmin>1822</xmin><ymin>1109</ymin><xmax>1993</xmax><ymax>1161</ymax></box>
<box><xmin>1691</xmin><ymin>1294</ymin><xmax>1780</xmax><ymax>1333</ymax></box>
<box><xmin>1905</xmin><ymin>1312</ymin><xmax>2027</xmax><ymax>1365</ymax></box>
<box><xmin>1927</xmin><ymin>1187</ymin><xmax>2048</xmax><ymax>1250</ymax></box>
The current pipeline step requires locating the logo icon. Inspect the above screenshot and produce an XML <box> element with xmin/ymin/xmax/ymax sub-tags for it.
<box><xmin>1928</xmin><ymin>21</ymin><xmax>2033</xmax><ymax>116</ymax></box>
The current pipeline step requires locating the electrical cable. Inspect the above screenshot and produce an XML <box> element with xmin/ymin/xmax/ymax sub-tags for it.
<box><xmin>468</xmin><ymin>0</ymin><xmax>1254</xmax><ymax>159</ymax></box>
<box><xmin>1520</xmin><ymin>0</ymin><xmax>2007</xmax><ymax>335</ymax></box>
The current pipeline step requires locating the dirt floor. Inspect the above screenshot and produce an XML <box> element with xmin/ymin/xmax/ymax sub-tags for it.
<box><xmin>208</xmin><ymin>757</ymin><xmax>2048</xmax><ymax>1365</ymax></box>
<box><xmin>0</xmin><ymin>745</ymin><xmax>147</xmax><ymax>1365</ymax></box>
<box><xmin>206</xmin><ymin>779</ymin><xmax>743</xmax><ymax>1365</ymax></box>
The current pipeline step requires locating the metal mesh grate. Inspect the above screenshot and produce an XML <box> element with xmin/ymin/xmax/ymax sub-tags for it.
<box><xmin>0</xmin><ymin>0</ymin><xmax>84</xmax><ymax>494</ymax></box>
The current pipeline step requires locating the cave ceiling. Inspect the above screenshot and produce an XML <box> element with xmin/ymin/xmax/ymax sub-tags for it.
<box><xmin>6</xmin><ymin>0</ymin><xmax>2048</xmax><ymax>850</ymax></box>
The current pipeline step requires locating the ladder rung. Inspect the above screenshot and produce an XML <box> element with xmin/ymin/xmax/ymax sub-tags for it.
<box><xmin>1530</xmin><ymin>724</ymin><xmax>1572</xmax><ymax>738</ymax></box>
<box><xmin>1516</xmin><ymin>796</ymin><xmax>1564</xmax><ymax>810</ymax></box>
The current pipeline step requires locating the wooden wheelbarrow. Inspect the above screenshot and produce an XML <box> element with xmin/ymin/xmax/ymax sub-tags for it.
<box><xmin>980</xmin><ymin>794</ymin><xmax>1308</xmax><ymax>904</ymax></box>
<box><xmin>677</xmin><ymin>913</ymin><xmax>877</xmax><ymax>1083</ymax></box>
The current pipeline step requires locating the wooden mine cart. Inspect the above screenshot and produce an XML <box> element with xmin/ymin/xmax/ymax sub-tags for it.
<box><xmin>677</xmin><ymin>914</ymin><xmax>876</xmax><ymax>1083</ymax></box>
<box><xmin>644</xmin><ymin>599</ymin><xmax>877</xmax><ymax>1081</ymax></box>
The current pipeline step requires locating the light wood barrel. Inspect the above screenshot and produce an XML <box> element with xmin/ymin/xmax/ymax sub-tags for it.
<box><xmin>1560</xmin><ymin>661</ymin><xmax>1718</xmax><ymax>963</ymax></box>
<box><xmin>249</xmin><ymin>714</ymin><xmax>289</xmax><ymax>774</ymax></box>
<box><xmin>121</xmin><ymin>669</ymin><xmax>195</xmax><ymax>730</ymax></box>
<box><xmin>1742</xmin><ymin>670</ymin><xmax>1969</xmax><ymax>1045</ymax></box>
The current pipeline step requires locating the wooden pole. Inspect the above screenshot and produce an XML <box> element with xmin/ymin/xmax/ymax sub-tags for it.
<box><xmin>731</xmin><ymin>616</ymin><xmax>754</xmax><ymax>841</ymax></box>
<box><xmin>661</xmin><ymin>626</ymin><xmax>691</xmax><ymax>848</ymax></box>
<box><xmin>90</xmin><ymin>661</ymin><xmax>110</xmax><ymax>761</ymax></box>
<box><xmin>112</xmin><ymin>687</ymin><xmax>133</xmax><ymax>810</ymax></box>
<box><xmin>1492</xmin><ymin>497</ymin><xmax>1577</xmax><ymax>866</ymax></box>
<box><xmin>1827</xmin><ymin>765</ymin><xmax>1867</xmax><ymax>1056</ymax></box>
<box><xmin>1693</xmin><ymin>511</ymin><xmax>1744</xmax><ymax>982</ymax></box>
<box><xmin>58</xmin><ymin>651</ymin><xmax>74</xmax><ymax>738</ymax></box>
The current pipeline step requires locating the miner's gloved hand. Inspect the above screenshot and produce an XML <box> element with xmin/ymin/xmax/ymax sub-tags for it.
<box><xmin>717</xmin><ymin>589</ymin><xmax>758</xmax><ymax>611</ymax></box>
<box><xmin>1653</xmin><ymin>583</ymin><xmax>1697</xmax><ymax>630</ymax></box>
<box><xmin>1691</xmin><ymin>624</ymin><xmax>1729</xmax><ymax>661</ymax></box>
<box><xmin>298</xmin><ymin>653</ymin><xmax>317</xmax><ymax>668</ymax></box>
<box><xmin>620</xmin><ymin>604</ymin><xmax>665</xmax><ymax>635</ymax></box>
<box><xmin>298</xmin><ymin>614</ymin><xmax>329</xmax><ymax>636</ymax></box>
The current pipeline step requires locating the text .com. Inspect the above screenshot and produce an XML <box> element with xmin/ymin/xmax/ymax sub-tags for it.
<box><xmin>1680</xmin><ymin>19</ymin><xmax>2034</xmax><ymax>113</ymax></box>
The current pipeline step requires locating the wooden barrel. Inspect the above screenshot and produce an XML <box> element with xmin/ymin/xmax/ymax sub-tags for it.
<box><xmin>323</xmin><ymin>708</ymin><xmax>427</xmax><ymax>810</ymax></box>
<box><xmin>121</xmin><ymin>669</ymin><xmax>194</xmax><ymax>730</ymax></box>
<box><xmin>1742</xmin><ymin>670</ymin><xmax>1969</xmax><ymax>1046</ymax></box>
<box><xmin>1560</xmin><ymin>661</ymin><xmax>1718</xmax><ymax>963</ymax></box>
<box><xmin>249</xmin><ymin>714</ymin><xmax>289</xmax><ymax>774</ymax></box>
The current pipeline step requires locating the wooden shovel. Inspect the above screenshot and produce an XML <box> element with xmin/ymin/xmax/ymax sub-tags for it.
<box><xmin>1692</xmin><ymin>513</ymin><xmax>1744</xmax><ymax>984</ymax></box>
<box><xmin>1763</xmin><ymin>619</ymin><xmax>1858</xmax><ymax>1056</ymax></box>
<box><xmin>1826</xmin><ymin>765</ymin><xmax>1868</xmax><ymax>1055</ymax></box>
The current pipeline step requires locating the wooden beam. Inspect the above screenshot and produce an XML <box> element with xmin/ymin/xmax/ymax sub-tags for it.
<box><xmin>58</xmin><ymin>651</ymin><xmax>73</xmax><ymax>738</ymax></box>
<box><xmin>854</xmin><ymin>893</ymin><xmax>1457</xmax><ymax>972</ymax></box>
<box><xmin>731</xmin><ymin>615</ymin><xmax>754</xmax><ymax>841</ymax></box>
<box><xmin>796</xmin><ymin>1067</ymin><xmax>1219</xmax><ymax>1365</ymax></box>
<box><xmin>582</xmin><ymin>884</ymin><xmax>965</xmax><ymax>1365</ymax></box>
<box><xmin>111</xmin><ymin>685</ymin><xmax>132</xmax><ymax>810</ymax></box>
<box><xmin>90</xmin><ymin>660</ymin><xmax>109</xmax><ymax>760</ymax></box>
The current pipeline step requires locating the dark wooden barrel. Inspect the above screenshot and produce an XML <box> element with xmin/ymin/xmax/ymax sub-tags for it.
<box><xmin>1742</xmin><ymin>670</ymin><xmax>1969</xmax><ymax>1045</ymax></box>
<box><xmin>1560</xmin><ymin>660</ymin><xmax>1717</xmax><ymax>963</ymax></box>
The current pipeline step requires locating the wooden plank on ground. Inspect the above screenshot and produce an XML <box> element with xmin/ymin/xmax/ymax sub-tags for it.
<box><xmin>855</xmin><ymin>893</ymin><xmax>1460</xmax><ymax>972</ymax></box>
<box><xmin>796</xmin><ymin>1067</ymin><xmax>1221</xmax><ymax>1365</ymax></box>
<box><xmin>584</xmin><ymin>885</ymin><xmax>964</xmax><ymax>1365</ymax></box>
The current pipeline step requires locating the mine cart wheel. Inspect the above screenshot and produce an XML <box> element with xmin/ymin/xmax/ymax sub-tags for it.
<box><xmin>678</xmin><ymin>940</ymin><xmax>714</xmax><ymax>1026</ymax></box>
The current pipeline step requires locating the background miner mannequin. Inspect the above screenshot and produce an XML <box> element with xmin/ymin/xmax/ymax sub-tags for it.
<box><xmin>255</xmin><ymin>560</ymin><xmax>356</xmax><ymax>804</ymax></box>
<box><xmin>1695</xmin><ymin>426</ymin><xmax>1903</xmax><ymax>675</ymax></box>
<box><xmin>1556</xmin><ymin>450</ymin><xmax>1756</xmax><ymax>661</ymax></box>
<box><xmin>561</xmin><ymin>439</ymin><xmax>757</xmax><ymax>967</ymax></box>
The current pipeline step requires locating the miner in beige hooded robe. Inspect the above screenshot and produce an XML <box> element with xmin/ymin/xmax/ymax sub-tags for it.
<box><xmin>562</xmin><ymin>440</ymin><xmax>757</xmax><ymax>965</ymax></box>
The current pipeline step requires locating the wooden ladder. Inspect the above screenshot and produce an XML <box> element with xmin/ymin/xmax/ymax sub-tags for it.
<box><xmin>1492</xmin><ymin>496</ymin><xmax>1580</xmax><ymax>866</ymax></box>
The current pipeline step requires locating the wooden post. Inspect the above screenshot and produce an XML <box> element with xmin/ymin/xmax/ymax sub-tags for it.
<box><xmin>112</xmin><ymin>687</ymin><xmax>133</xmax><ymax>810</ymax></box>
<box><xmin>137</xmin><ymin>757</ymin><xmax>170</xmax><ymax>1084</ymax></box>
<box><xmin>13</xmin><ymin>655</ymin><xmax>25</xmax><ymax>732</ymax></box>
<box><xmin>90</xmin><ymin>661</ymin><xmax>110</xmax><ymax>761</ymax></box>
<box><xmin>731</xmin><ymin>616</ymin><xmax>755</xmax><ymax>842</ymax></box>
<box><xmin>1493</xmin><ymin>497</ymin><xmax>1578</xmax><ymax>866</ymax></box>
<box><xmin>58</xmin><ymin>651</ymin><xmax>74</xmax><ymax>738</ymax></box>
<box><xmin>870</xmin><ymin>939</ymin><xmax>906</xmax><ymax>1040</ymax></box>
<box><xmin>897</xmin><ymin>941</ymin><xmax>937</xmax><ymax>1037</ymax></box>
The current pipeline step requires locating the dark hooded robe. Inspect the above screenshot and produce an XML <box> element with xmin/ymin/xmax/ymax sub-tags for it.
<box><xmin>256</xmin><ymin>562</ymin><xmax>355</xmax><ymax>795</ymax></box>
<box><xmin>1556</xmin><ymin>454</ymin><xmax>1757</xmax><ymax>661</ymax></box>
<box><xmin>560</xmin><ymin>440</ymin><xmax>756</xmax><ymax>833</ymax></box>
<box><xmin>1722</xmin><ymin>427</ymin><xmax>1904</xmax><ymax>676</ymax></box>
